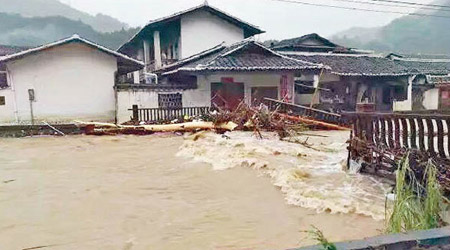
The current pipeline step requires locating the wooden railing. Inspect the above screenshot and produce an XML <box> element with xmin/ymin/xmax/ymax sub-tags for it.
<box><xmin>344</xmin><ymin>112</ymin><xmax>450</xmax><ymax>182</ymax></box>
<box><xmin>130</xmin><ymin>105</ymin><xmax>210</xmax><ymax>123</ymax></box>
<box><xmin>264</xmin><ymin>97</ymin><xmax>345</xmax><ymax>124</ymax></box>
<box><xmin>345</xmin><ymin>112</ymin><xmax>450</xmax><ymax>160</ymax></box>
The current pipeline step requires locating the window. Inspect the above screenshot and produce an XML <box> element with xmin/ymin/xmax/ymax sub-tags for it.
<box><xmin>382</xmin><ymin>87</ymin><xmax>391</xmax><ymax>104</ymax></box>
<box><xmin>0</xmin><ymin>96</ymin><xmax>4</xmax><ymax>106</ymax></box>
<box><xmin>158</xmin><ymin>93</ymin><xmax>182</xmax><ymax>109</ymax></box>
<box><xmin>0</xmin><ymin>71</ymin><xmax>7</xmax><ymax>89</ymax></box>
<box><xmin>295</xmin><ymin>81</ymin><xmax>315</xmax><ymax>94</ymax></box>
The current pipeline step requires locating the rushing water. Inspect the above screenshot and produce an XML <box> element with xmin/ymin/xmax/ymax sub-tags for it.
<box><xmin>178</xmin><ymin>131</ymin><xmax>392</xmax><ymax>221</ymax></box>
<box><xmin>0</xmin><ymin>133</ymin><xmax>386</xmax><ymax>250</ymax></box>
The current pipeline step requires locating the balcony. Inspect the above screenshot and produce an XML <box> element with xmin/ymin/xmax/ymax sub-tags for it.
<box><xmin>145</xmin><ymin>59</ymin><xmax>178</xmax><ymax>73</ymax></box>
<box><xmin>115</xmin><ymin>73</ymin><xmax>197</xmax><ymax>91</ymax></box>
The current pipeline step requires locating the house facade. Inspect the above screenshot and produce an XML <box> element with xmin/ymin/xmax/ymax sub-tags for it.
<box><xmin>116</xmin><ymin>3</ymin><xmax>329</xmax><ymax>123</ymax></box>
<box><xmin>387</xmin><ymin>53</ymin><xmax>450</xmax><ymax>111</ymax></box>
<box><xmin>118</xmin><ymin>3</ymin><xmax>263</xmax><ymax>74</ymax></box>
<box><xmin>0</xmin><ymin>35</ymin><xmax>143</xmax><ymax>125</ymax></box>
<box><xmin>157</xmin><ymin>40</ymin><xmax>324</xmax><ymax>110</ymax></box>
<box><xmin>272</xmin><ymin>34</ymin><xmax>414</xmax><ymax>113</ymax></box>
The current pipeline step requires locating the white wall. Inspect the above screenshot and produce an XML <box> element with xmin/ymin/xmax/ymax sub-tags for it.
<box><xmin>183</xmin><ymin>75</ymin><xmax>211</xmax><ymax>107</ymax></box>
<box><xmin>117</xmin><ymin>89</ymin><xmax>158</xmax><ymax>124</ymax></box>
<box><xmin>3</xmin><ymin>43</ymin><xmax>117</xmax><ymax>124</ymax></box>
<box><xmin>116</xmin><ymin>78</ymin><xmax>211</xmax><ymax>124</ymax></box>
<box><xmin>197</xmin><ymin>72</ymin><xmax>291</xmax><ymax>105</ymax></box>
<box><xmin>180</xmin><ymin>10</ymin><xmax>245</xmax><ymax>58</ymax></box>
<box><xmin>0</xmin><ymin>88</ymin><xmax>17</xmax><ymax>124</ymax></box>
<box><xmin>295</xmin><ymin>94</ymin><xmax>314</xmax><ymax>105</ymax></box>
<box><xmin>423</xmin><ymin>88</ymin><xmax>439</xmax><ymax>110</ymax></box>
<box><xmin>393</xmin><ymin>76</ymin><xmax>413</xmax><ymax>111</ymax></box>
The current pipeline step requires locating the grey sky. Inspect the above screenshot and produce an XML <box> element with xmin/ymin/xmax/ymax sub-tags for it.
<box><xmin>60</xmin><ymin>0</ymin><xmax>437</xmax><ymax>39</ymax></box>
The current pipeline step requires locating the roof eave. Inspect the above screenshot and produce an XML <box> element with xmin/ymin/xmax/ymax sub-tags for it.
<box><xmin>0</xmin><ymin>35</ymin><xmax>144</xmax><ymax>71</ymax></box>
<box><xmin>118</xmin><ymin>4</ymin><xmax>264</xmax><ymax>53</ymax></box>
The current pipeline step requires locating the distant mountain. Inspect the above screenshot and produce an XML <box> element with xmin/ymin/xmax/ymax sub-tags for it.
<box><xmin>0</xmin><ymin>0</ymin><xmax>128</xmax><ymax>32</ymax></box>
<box><xmin>0</xmin><ymin>12</ymin><xmax>139</xmax><ymax>50</ymax></box>
<box><xmin>331</xmin><ymin>0</ymin><xmax>450</xmax><ymax>54</ymax></box>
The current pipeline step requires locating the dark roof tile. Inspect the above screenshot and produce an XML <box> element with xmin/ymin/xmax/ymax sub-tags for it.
<box><xmin>161</xmin><ymin>40</ymin><xmax>324</xmax><ymax>74</ymax></box>
<box><xmin>286</xmin><ymin>54</ymin><xmax>413</xmax><ymax>76</ymax></box>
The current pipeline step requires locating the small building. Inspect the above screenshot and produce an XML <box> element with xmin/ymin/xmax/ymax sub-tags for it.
<box><xmin>272</xmin><ymin>34</ymin><xmax>414</xmax><ymax>112</ymax></box>
<box><xmin>387</xmin><ymin>53</ymin><xmax>450</xmax><ymax>111</ymax></box>
<box><xmin>0</xmin><ymin>35</ymin><xmax>143</xmax><ymax>125</ymax></box>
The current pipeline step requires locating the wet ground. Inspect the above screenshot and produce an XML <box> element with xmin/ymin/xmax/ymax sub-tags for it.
<box><xmin>0</xmin><ymin>131</ymin><xmax>386</xmax><ymax>250</ymax></box>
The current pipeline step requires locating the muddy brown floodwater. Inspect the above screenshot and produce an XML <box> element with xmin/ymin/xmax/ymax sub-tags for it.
<box><xmin>0</xmin><ymin>131</ymin><xmax>387</xmax><ymax>250</ymax></box>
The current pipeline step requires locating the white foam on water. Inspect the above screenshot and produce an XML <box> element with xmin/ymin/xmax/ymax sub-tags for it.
<box><xmin>177</xmin><ymin>131</ymin><xmax>391</xmax><ymax>221</ymax></box>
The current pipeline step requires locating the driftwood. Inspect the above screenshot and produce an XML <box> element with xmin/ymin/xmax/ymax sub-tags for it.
<box><xmin>277</xmin><ymin>113</ymin><xmax>349</xmax><ymax>131</ymax></box>
<box><xmin>124</xmin><ymin>121</ymin><xmax>238</xmax><ymax>132</ymax></box>
<box><xmin>75</xmin><ymin>121</ymin><xmax>238</xmax><ymax>135</ymax></box>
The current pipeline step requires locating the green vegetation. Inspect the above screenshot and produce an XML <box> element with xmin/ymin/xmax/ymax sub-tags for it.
<box><xmin>333</xmin><ymin>11</ymin><xmax>450</xmax><ymax>54</ymax></box>
<box><xmin>0</xmin><ymin>0</ymin><xmax>128</xmax><ymax>33</ymax></box>
<box><xmin>306</xmin><ymin>226</ymin><xmax>337</xmax><ymax>250</ymax></box>
<box><xmin>386</xmin><ymin>155</ymin><xmax>445</xmax><ymax>233</ymax></box>
<box><xmin>0</xmin><ymin>12</ymin><xmax>139</xmax><ymax>50</ymax></box>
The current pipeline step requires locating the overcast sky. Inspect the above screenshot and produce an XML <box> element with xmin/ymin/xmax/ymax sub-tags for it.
<box><xmin>60</xmin><ymin>0</ymin><xmax>437</xmax><ymax>39</ymax></box>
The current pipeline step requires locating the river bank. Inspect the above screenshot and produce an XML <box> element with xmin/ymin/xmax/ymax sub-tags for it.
<box><xmin>0</xmin><ymin>132</ymin><xmax>385</xmax><ymax>249</ymax></box>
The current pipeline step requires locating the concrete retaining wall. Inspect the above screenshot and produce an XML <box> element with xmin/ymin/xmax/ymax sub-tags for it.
<box><xmin>293</xmin><ymin>227</ymin><xmax>450</xmax><ymax>250</ymax></box>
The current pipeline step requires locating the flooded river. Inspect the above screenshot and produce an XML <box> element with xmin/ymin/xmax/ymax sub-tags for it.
<box><xmin>0</xmin><ymin>131</ymin><xmax>387</xmax><ymax>250</ymax></box>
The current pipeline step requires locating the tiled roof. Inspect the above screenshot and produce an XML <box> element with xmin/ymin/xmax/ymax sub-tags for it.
<box><xmin>271</xmin><ymin>33</ymin><xmax>357</xmax><ymax>53</ymax></box>
<box><xmin>285</xmin><ymin>53</ymin><xmax>413</xmax><ymax>76</ymax></box>
<box><xmin>387</xmin><ymin>53</ymin><xmax>450</xmax><ymax>60</ymax></box>
<box><xmin>160</xmin><ymin>40</ymin><xmax>325</xmax><ymax>75</ymax></box>
<box><xmin>393</xmin><ymin>60</ymin><xmax>450</xmax><ymax>75</ymax></box>
<box><xmin>274</xmin><ymin>33</ymin><xmax>339</xmax><ymax>48</ymax></box>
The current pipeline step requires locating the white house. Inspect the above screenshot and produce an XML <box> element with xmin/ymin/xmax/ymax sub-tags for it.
<box><xmin>155</xmin><ymin>40</ymin><xmax>324</xmax><ymax>111</ymax></box>
<box><xmin>118</xmin><ymin>2</ymin><xmax>264</xmax><ymax>74</ymax></box>
<box><xmin>0</xmin><ymin>35</ymin><xmax>143</xmax><ymax>125</ymax></box>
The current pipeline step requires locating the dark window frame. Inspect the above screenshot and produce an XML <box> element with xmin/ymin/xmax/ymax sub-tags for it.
<box><xmin>158</xmin><ymin>93</ymin><xmax>183</xmax><ymax>109</ymax></box>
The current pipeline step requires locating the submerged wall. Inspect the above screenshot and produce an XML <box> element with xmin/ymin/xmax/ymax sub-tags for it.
<box><xmin>116</xmin><ymin>81</ymin><xmax>211</xmax><ymax>124</ymax></box>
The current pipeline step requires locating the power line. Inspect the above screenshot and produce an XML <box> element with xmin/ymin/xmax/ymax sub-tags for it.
<box><xmin>368</xmin><ymin>0</ymin><xmax>450</xmax><ymax>10</ymax></box>
<box><xmin>269</xmin><ymin>0</ymin><xmax>450</xmax><ymax>18</ymax></box>
<box><xmin>329</xmin><ymin>0</ymin><xmax>450</xmax><ymax>12</ymax></box>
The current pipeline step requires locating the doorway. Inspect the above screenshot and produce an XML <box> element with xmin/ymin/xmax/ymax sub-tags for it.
<box><xmin>211</xmin><ymin>82</ymin><xmax>244</xmax><ymax>110</ymax></box>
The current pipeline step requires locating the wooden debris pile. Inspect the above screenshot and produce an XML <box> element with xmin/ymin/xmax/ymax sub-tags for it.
<box><xmin>76</xmin><ymin>103</ymin><xmax>348</xmax><ymax>136</ymax></box>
